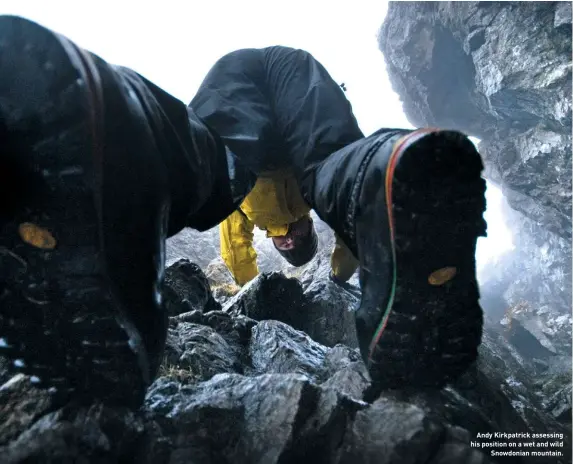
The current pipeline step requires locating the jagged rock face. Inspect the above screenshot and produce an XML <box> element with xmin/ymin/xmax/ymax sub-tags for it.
<box><xmin>379</xmin><ymin>1</ymin><xmax>571</xmax><ymax>238</ymax></box>
<box><xmin>478</xmin><ymin>204</ymin><xmax>572</xmax><ymax>359</ymax></box>
<box><xmin>379</xmin><ymin>1</ymin><xmax>572</xmax><ymax>367</ymax></box>
<box><xmin>1</xmin><ymin>261</ymin><xmax>571</xmax><ymax>463</ymax></box>
<box><xmin>166</xmin><ymin>227</ymin><xmax>220</xmax><ymax>269</ymax></box>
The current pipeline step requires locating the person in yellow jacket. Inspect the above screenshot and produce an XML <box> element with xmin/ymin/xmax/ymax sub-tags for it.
<box><xmin>219</xmin><ymin>168</ymin><xmax>359</xmax><ymax>286</ymax></box>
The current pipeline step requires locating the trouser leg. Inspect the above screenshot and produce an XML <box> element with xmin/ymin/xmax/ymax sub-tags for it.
<box><xmin>0</xmin><ymin>15</ymin><xmax>236</xmax><ymax>407</ymax></box>
<box><xmin>190</xmin><ymin>46</ymin><xmax>365</xmax><ymax>244</ymax></box>
<box><xmin>116</xmin><ymin>69</ymin><xmax>241</xmax><ymax>235</ymax></box>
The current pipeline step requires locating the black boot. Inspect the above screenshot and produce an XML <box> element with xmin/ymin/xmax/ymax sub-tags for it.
<box><xmin>0</xmin><ymin>16</ymin><xmax>228</xmax><ymax>407</ymax></box>
<box><xmin>312</xmin><ymin>128</ymin><xmax>487</xmax><ymax>395</ymax></box>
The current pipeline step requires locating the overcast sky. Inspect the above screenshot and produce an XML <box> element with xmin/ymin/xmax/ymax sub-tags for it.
<box><xmin>1</xmin><ymin>1</ymin><xmax>513</xmax><ymax>271</ymax></box>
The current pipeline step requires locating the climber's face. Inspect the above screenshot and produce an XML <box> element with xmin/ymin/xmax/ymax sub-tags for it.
<box><xmin>271</xmin><ymin>217</ymin><xmax>312</xmax><ymax>251</ymax></box>
<box><xmin>272</xmin><ymin>216</ymin><xmax>318</xmax><ymax>267</ymax></box>
<box><xmin>272</xmin><ymin>235</ymin><xmax>296</xmax><ymax>250</ymax></box>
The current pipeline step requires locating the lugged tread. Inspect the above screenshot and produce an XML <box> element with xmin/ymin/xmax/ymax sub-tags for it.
<box><xmin>359</xmin><ymin>130</ymin><xmax>486</xmax><ymax>396</ymax></box>
<box><xmin>0</xmin><ymin>16</ymin><xmax>148</xmax><ymax>408</ymax></box>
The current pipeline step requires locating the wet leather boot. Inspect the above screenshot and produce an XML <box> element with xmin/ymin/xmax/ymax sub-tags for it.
<box><xmin>312</xmin><ymin>128</ymin><xmax>487</xmax><ymax>397</ymax></box>
<box><xmin>0</xmin><ymin>16</ymin><xmax>229</xmax><ymax>407</ymax></box>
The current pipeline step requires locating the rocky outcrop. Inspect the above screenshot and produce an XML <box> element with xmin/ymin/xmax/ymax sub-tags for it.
<box><xmin>0</xmin><ymin>259</ymin><xmax>570</xmax><ymax>463</ymax></box>
<box><xmin>222</xmin><ymin>271</ymin><xmax>359</xmax><ymax>349</ymax></box>
<box><xmin>379</xmin><ymin>1</ymin><xmax>572</xmax><ymax>403</ymax></box>
<box><xmin>379</xmin><ymin>1</ymin><xmax>571</xmax><ymax>238</ymax></box>
<box><xmin>166</xmin><ymin>227</ymin><xmax>220</xmax><ymax>269</ymax></box>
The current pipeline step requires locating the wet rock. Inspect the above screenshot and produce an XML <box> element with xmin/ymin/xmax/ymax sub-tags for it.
<box><xmin>0</xmin><ymin>402</ymin><xmax>145</xmax><ymax>464</ymax></box>
<box><xmin>536</xmin><ymin>368</ymin><xmax>573</xmax><ymax>424</ymax></box>
<box><xmin>499</xmin><ymin>317</ymin><xmax>556</xmax><ymax>361</ymax></box>
<box><xmin>320</xmin><ymin>345</ymin><xmax>370</xmax><ymax>401</ymax></box>
<box><xmin>555</xmin><ymin>2</ymin><xmax>572</xmax><ymax>28</ymax></box>
<box><xmin>337</xmin><ymin>397</ymin><xmax>490</xmax><ymax>464</ymax></box>
<box><xmin>144</xmin><ymin>372</ymin><xmax>368</xmax><ymax>464</ymax></box>
<box><xmin>166</xmin><ymin>227</ymin><xmax>219</xmax><ymax>269</ymax></box>
<box><xmin>431</xmin><ymin>329</ymin><xmax>573</xmax><ymax>464</ymax></box>
<box><xmin>380</xmin><ymin>2</ymin><xmax>572</xmax><ymax>238</ymax></box>
<box><xmin>163</xmin><ymin>259</ymin><xmax>220</xmax><ymax>316</ymax></box>
<box><xmin>223</xmin><ymin>272</ymin><xmax>305</xmax><ymax>322</ymax></box>
<box><xmin>145</xmin><ymin>373</ymin><xmax>320</xmax><ymax>463</ymax></box>
<box><xmin>224</xmin><ymin>271</ymin><xmax>359</xmax><ymax>349</ymax></box>
<box><xmin>165</xmin><ymin>308</ymin><xmax>257</xmax><ymax>383</ymax></box>
<box><xmin>492</xmin><ymin>206</ymin><xmax>572</xmax><ymax>358</ymax></box>
<box><xmin>0</xmin><ymin>355</ymin><xmax>10</xmax><ymax>386</ymax></box>
<box><xmin>449</xmin><ymin>327</ymin><xmax>570</xmax><ymax>437</ymax></box>
<box><xmin>198</xmin><ymin>310</ymin><xmax>258</xmax><ymax>345</ymax></box>
<box><xmin>300</xmin><ymin>274</ymin><xmax>360</xmax><ymax>348</ymax></box>
<box><xmin>249</xmin><ymin>320</ymin><xmax>327</xmax><ymax>381</ymax></box>
<box><xmin>280</xmin><ymin>385</ymin><xmax>365</xmax><ymax>464</ymax></box>
<box><xmin>161</xmin><ymin>322</ymin><xmax>242</xmax><ymax>384</ymax></box>
<box><xmin>204</xmin><ymin>257</ymin><xmax>241</xmax><ymax>304</ymax></box>
<box><xmin>204</xmin><ymin>257</ymin><xmax>235</xmax><ymax>286</ymax></box>
<box><xmin>170</xmin><ymin>309</ymin><xmax>255</xmax><ymax>341</ymax></box>
<box><xmin>167</xmin><ymin>309</ymin><xmax>204</xmax><ymax>327</ymax></box>
<box><xmin>0</xmin><ymin>375</ymin><xmax>53</xmax><ymax>446</ymax></box>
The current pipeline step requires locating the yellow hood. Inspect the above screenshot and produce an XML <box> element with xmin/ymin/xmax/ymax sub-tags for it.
<box><xmin>238</xmin><ymin>169</ymin><xmax>311</xmax><ymax>237</ymax></box>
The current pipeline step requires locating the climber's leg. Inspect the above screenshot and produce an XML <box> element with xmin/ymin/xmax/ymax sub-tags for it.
<box><xmin>311</xmin><ymin>128</ymin><xmax>487</xmax><ymax>395</ymax></box>
<box><xmin>189</xmin><ymin>46</ymin><xmax>362</xmax><ymax>201</ymax></box>
<box><xmin>0</xmin><ymin>15</ymin><xmax>231</xmax><ymax>407</ymax></box>
<box><xmin>261</xmin><ymin>46</ymin><xmax>365</xmax><ymax>195</ymax></box>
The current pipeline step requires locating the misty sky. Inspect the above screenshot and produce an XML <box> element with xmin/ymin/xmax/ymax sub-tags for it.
<box><xmin>1</xmin><ymin>0</ymin><xmax>514</xmax><ymax>273</ymax></box>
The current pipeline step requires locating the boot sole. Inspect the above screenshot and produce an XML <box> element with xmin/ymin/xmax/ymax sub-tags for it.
<box><xmin>364</xmin><ymin>129</ymin><xmax>486</xmax><ymax>392</ymax></box>
<box><xmin>0</xmin><ymin>16</ymin><xmax>149</xmax><ymax>407</ymax></box>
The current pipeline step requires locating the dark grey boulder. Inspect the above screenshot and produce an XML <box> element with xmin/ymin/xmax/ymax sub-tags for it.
<box><xmin>163</xmin><ymin>259</ymin><xmax>220</xmax><ymax>316</ymax></box>
<box><xmin>162</xmin><ymin>322</ymin><xmax>243</xmax><ymax>383</ymax></box>
<box><xmin>223</xmin><ymin>271</ymin><xmax>359</xmax><ymax>349</ymax></box>
<box><xmin>249</xmin><ymin>320</ymin><xmax>327</xmax><ymax>382</ymax></box>
<box><xmin>336</xmin><ymin>397</ymin><xmax>491</xmax><ymax>464</ymax></box>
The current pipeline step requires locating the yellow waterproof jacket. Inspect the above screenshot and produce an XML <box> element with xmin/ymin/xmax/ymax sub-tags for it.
<box><xmin>220</xmin><ymin>169</ymin><xmax>358</xmax><ymax>285</ymax></box>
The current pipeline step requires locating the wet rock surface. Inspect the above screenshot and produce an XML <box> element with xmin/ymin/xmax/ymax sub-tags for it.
<box><xmin>1</xmin><ymin>259</ymin><xmax>571</xmax><ymax>463</ymax></box>
<box><xmin>163</xmin><ymin>259</ymin><xmax>221</xmax><ymax>316</ymax></box>
<box><xmin>222</xmin><ymin>271</ymin><xmax>359</xmax><ymax>349</ymax></box>
<box><xmin>379</xmin><ymin>2</ymin><xmax>571</xmax><ymax>238</ymax></box>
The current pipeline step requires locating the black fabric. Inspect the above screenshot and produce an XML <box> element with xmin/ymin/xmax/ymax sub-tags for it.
<box><xmin>115</xmin><ymin>66</ymin><xmax>232</xmax><ymax>235</ymax></box>
<box><xmin>116</xmin><ymin>46</ymin><xmax>369</xmax><ymax>241</ymax></box>
<box><xmin>310</xmin><ymin>128</ymin><xmax>407</xmax><ymax>253</ymax></box>
<box><xmin>189</xmin><ymin>46</ymin><xmax>365</xmax><ymax>208</ymax></box>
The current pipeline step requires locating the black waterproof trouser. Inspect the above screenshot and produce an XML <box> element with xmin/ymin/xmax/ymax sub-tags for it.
<box><xmin>184</xmin><ymin>46</ymin><xmax>365</xmax><ymax>233</ymax></box>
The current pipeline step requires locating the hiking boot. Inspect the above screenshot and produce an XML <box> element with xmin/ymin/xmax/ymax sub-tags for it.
<box><xmin>312</xmin><ymin>128</ymin><xmax>487</xmax><ymax>395</ymax></box>
<box><xmin>0</xmin><ymin>16</ymin><xmax>221</xmax><ymax>407</ymax></box>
